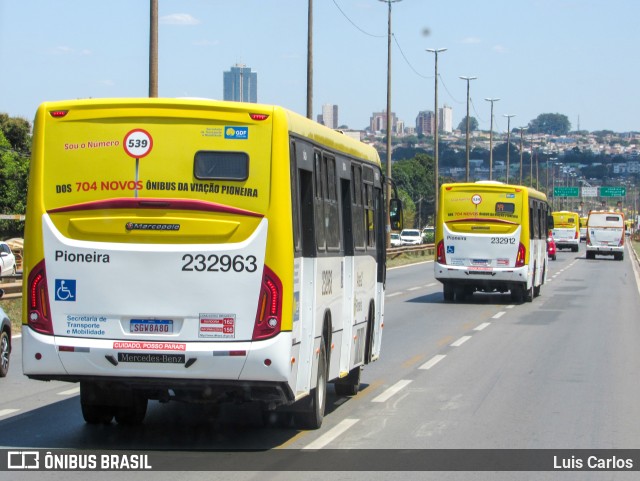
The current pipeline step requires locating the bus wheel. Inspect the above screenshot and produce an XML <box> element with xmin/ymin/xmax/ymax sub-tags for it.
<box><xmin>443</xmin><ymin>284</ymin><xmax>455</xmax><ymax>302</ymax></box>
<box><xmin>510</xmin><ymin>287</ymin><xmax>524</xmax><ymax>304</ymax></box>
<box><xmin>80</xmin><ymin>382</ymin><xmax>115</xmax><ymax>425</ymax></box>
<box><xmin>525</xmin><ymin>282</ymin><xmax>534</xmax><ymax>303</ymax></box>
<box><xmin>115</xmin><ymin>394</ymin><xmax>148</xmax><ymax>426</ymax></box>
<box><xmin>335</xmin><ymin>366</ymin><xmax>362</xmax><ymax>396</ymax></box>
<box><xmin>295</xmin><ymin>340</ymin><xmax>327</xmax><ymax>430</ymax></box>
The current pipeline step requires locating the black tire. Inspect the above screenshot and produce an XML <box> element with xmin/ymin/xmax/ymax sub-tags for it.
<box><xmin>295</xmin><ymin>341</ymin><xmax>327</xmax><ymax>430</ymax></box>
<box><xmin>443</xmin><ymin>284</ymin><xmax>455</xmax><ymax>302</ymax></box>
<box><xmin>573</xmin><ymin>245</ymin><xmax>579</xmax><ymax>252</ymax></box>
<box><xmin>335</xmin><ymin>366</ymin><xmax>362</xmax><ymax>396</ymax></box>
<box><xmin>114</xmin><ymin>394</ymin><xmax>148</xmax><ymax>426</ymax></box>
<box><xmin>80</xmin><ymin>382</ymin><xmax>115</xmax><ymax>425</ymax></box>
<box><xmin>511</xmin><ymin>287</ymin><xmax>524</xmax><ymax>304</ymax></box>
<box><xmin>552</xmin><ymin>255</ymin><xmax>556</xmax><ymax>261</ymax></box>
<box><xmin>0</xmin><ymin>330</ymin><xmax>10</xmax><ymax>377</ymax></box>
<box><xmin>525</xmin><ymin>282</ymin><xmax>534</xmax><ymax>303</ymax></box>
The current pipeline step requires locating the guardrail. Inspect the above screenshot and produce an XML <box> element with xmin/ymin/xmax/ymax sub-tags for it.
<box><xmin>386</xmin><ymin>243</ymin><xmax>435</xmax><ymax>259</ymax></box>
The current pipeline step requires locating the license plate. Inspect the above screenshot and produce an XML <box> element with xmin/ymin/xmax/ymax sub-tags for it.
<box><xmin>129</xmin><ymin>319</ymin><xmax>173</xmax><ymax>334</ymax></box>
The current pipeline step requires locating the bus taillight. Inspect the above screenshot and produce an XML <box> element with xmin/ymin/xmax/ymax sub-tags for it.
<box><xmin>252</xmin><ymin>265</ymin><xmax>283</xmax><ymax>341</ymax></box>
<box><xmin>436</xmin><ymin>240</ymin><xmax>446</xmax><ymax>264</ymax></box>
<box><xmin>27</xmin><ymin>260</ymin><xmax>53</xmax><ymax>335</ymax></box>
<box><xmin>516</xmin><ymin>243</ymin><xmax>526</xmax><ymax>267</ymax></box>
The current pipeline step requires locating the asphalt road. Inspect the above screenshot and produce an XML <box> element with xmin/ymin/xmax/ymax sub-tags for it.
<box><xmin>2</xmin><ymin>243</ymin><xmax>640</xmax><ymax>480</ymax></box>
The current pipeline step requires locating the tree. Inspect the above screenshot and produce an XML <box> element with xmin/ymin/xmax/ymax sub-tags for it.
<box><xmin>527</xmin><ymin>113</ymin><xmax>570</xmax><ymax>135</ymax></box>
<box><xmin>457</xmin><ymin>116</ymin><xmax>478</xmax><ymax>133</ymax></box>
<box><xmin>391</xmin><ymin>153</ymin><xmax>435</xmax><ymax>228</ymax></box>
<box><xmin>0</xmin><ymin>115</ymin><xmax>31</xmax><ymax>238</ymax></box>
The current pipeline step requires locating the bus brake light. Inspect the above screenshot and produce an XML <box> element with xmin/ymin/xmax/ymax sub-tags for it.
<box><xmin>253</xmin><ymin>265</ymin><xmax>283</xmax><ymax>341</ymax></box>
<box><xmin>516</xmin><ymin>243</ymin><xmax>526</xmax><ymax>267</ymax></box>
<box><xmin>436</xmin><ymin>240</ymin><xmax>446</xmax><ymax>264</ymax></box>
<box><xmin>27</xmin><ymin>260</ymin><xmax>53</xmax><ymax>335</ymax></box>
<box><xmin>250</xmin><ymin>113</ymin><xmax>269</xmax><ymax>121</ymax></box>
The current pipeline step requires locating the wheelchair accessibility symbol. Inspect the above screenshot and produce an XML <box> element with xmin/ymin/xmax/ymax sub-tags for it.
<box><xmin>55</xmin><ymin>279</ymin><xmax>76</xmax><ymax>302</ymax></box>
<box><xmin>446</xmin><ymin>246</ymin><xmax>455</xmax><ymax>254</ymax></box>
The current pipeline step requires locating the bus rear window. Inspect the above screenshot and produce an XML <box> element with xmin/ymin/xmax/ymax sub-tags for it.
<box><xmin>606</xmin><ymin>216</ymin><xmax>621</xmax><ymax>222</ymax></box>
<box><xmin>495</xmin><ymin>202</ymin><xmax>515</xmax><ymax>214</ymax></box>
<box><xmin>194</xmin><ymin>151</ymin><xmax>249</xmax><ymax>180</ymax></box>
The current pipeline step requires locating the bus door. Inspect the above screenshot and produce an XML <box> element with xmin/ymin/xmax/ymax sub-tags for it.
<box><xmin>291</xmin><ymin>140</ymin><xmax>316</xmax><ymax>397</ymax></box>
<box><xmin>339</xmin><ymin>158</ymin><xmax>355</xmax><ymax>377</ymax></box>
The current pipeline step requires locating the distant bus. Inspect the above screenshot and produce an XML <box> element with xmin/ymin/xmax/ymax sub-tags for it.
<box><xmin>551</xmin><ymin>211</ymin><xmax>580</xmax><ymax>252</ymax></box>
<box><xmin>22</xmin><ymin>98</ymin><xmax>402</xmax><ymax>428</ymax></box>
<box><xmin>586</xmin><ymin>210</ymin><xmax>625</xmax><ymax>260</ymax></box>
<box><xmin>579</xmin><ymin>216</ymin><xmax>588</xmax><ymax>241</ymax></box>
<box><xmin>434</xmin><ymin>181</ymin><xmax>551</xmax><ymax>303</ymax></box>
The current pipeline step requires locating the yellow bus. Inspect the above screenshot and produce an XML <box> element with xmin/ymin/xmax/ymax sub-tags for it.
<box><xmin>22</xmin><ymin>98</ymin><xmax>401</xmax><ymax>428</ymax></box>
<box><xmin>579</xmin><ymin>216</ymin><xmax>588</xmax><ymax>241</ymax></box>
<box><xmin>551</xmin><ymin>211</ymin><xmax>580</xmax><ymax>252</ymax></box>
<box><xmin>434</xmin><ymin>181</ymin><xmax>550</xmax><ymax>303</ymax></box>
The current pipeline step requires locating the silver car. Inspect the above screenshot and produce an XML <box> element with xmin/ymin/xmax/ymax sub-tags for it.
<box><xmin>0</xmin><ymin>242</ymin><xmax>16</xmax><ymax>279</ymax></box>
<box><xmin>0</xmin><ymin>305</ymin><xmax>10</xmax><ymax>377</ymax></box>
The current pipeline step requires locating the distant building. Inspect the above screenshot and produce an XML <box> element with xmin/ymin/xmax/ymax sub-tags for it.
<box><xmin>223</xmin><ymin>64</ymin><xmax>257</xmax><ymax>103</ymax></box>
<box><xmin>370</xmin><ymin>110</ymin><xmax>398</xmax><ymax>134</ymax></box>
<box><xmin>439</xmin><ymin>105</ymin><xmax>453</xmax><ymax>133</ymax></box>
<box><xmin>416</xmin><ymin>110</ymin><xmax>435</xmax><ymax>136</ymax></box>
<box><xmin>319</xmin><ymin>104</ymin><xmax>338</xmax><ymax>129</ymax></box>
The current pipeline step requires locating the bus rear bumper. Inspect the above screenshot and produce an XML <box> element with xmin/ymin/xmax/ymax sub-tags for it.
<box><xmin>22</xmin><ymin>326</ymin><xmax>296</xmax><ymax>404</ymax></box>
<box><xmin>434</xmin><ymin>264</ymin><xmax>529</xmax><ymax>292</ymax></box>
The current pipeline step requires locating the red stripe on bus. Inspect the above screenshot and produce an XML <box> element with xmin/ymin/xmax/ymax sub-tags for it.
<box><xmin>47</xmin><ymin>197</ymin><xmax>264</xmax><ymax>218</ymax></box>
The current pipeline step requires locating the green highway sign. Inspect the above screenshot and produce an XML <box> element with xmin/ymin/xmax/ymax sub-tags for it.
<box><xmin>554</xmin><ymin>186</ymin><xmax>580</xmax><ymax>197</ymax></box>
<box><xmin>600</xmin><ymin>186</ymin><xmax>626</xmax><ymax>197</ymax></box>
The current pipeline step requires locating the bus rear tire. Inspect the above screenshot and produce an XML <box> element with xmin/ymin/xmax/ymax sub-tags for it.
<box><xmin>443</xmin><ymin>284</ymin><xmax>455</xmax><ymax>302</ymax></box>
<box><xmin>334</xmin><ymin>366</ymin><xmax>362</xmax><ymax>396</ymax></box>
<box><xmin>80</xmin><ymin>382</ymin><xmax>115</xmax><ymax>425</ymax></box>
<box><xmin>511</xmin><ymin>287</ymin><xmax>524</xmax><ymax>304</ymax></box>
<box><xmin>295</xmin><ymin>340</ymin><xmax>327</xmax><ymax>430</ymax></box>
<box><xmin>114</xmin><ymin>394</ymin><xmax>148</xmax><ymax>426</ymax></box>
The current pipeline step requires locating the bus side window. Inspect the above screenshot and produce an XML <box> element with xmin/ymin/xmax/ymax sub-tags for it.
<box><xmin>314</xmin><ymin>151</ymin><xmax>326</xmax><ymax>252</ymax></box>
<box><xmin>325</xmin><ymin>155</ymin><xmax>340</xmax><ymax>251</ymax></box>
<box><xmin>351</xmin><ymin>164</ymin><xmax>365</xmax><ymax>250</ymax></box>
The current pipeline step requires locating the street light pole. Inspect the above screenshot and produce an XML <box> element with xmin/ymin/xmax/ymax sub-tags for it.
<box><xmin>306</xmin><ymin>0</ymin><xmax>313</xmax><ymax>119</ymax></box>
<box><xmin>503</xmin><ymin>114</ymin><xmax>515</xmax><ymax>183</ymax></box>
<box><xmin>518</xmin><ymin>127</ymin><xmax>526</xmax><ymax>185</ymax></box>
<box><xmin>380</xmin><ymin>0</ymin><xmax>401</xmax><ymax>246</ymax></box>
<box><xmin>427</xmin><ymin>48</ymin><xmax>446</xmax><ymax>221</ymax></box>
<box><xmin>485</xmin><ymin>98</ymin><xmax>500</xmax><ymax>180</ymax></box>
<box><xmin>460</xmin><ymin>76</ymin><xmax>477</xmax><ymax>182</ymax></box>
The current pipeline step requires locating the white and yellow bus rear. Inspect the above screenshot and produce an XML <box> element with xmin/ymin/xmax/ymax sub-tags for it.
<box><xmin>23</xmin><ymin>98</ymin><xmax>400</xmax><ymax>428</ymax></box>
<box><xmin>551</xmin><ymin>211</ymin><xmax>580</xmax><ymax>252</ymax></box>
<box><xmin>434</xmin><ymin>181</ymin><xmax>550</xmax><ymax>303</ymax></box>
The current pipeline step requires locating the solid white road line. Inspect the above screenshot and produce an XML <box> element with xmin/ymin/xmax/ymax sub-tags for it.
<box><xmin>419</xmin><ymin>354</ymin><xmax>446</xmax><ymax>370</ymax></box>
<box><xmin>371</xmin><ymin>379</ymin><xmax>413</xmax><ymax>403</ymax></box>
<box><xmin>303</xmin><ymin>418</ymin><xmax>360</xmax><ymax>450</ymax></box>
<box><xmin>57</xmin><ymin>387</ymin><xmax>81</xmax><ymax>396</ymax></box>
<box><xmin>450</xmin><ymin>336</ymin><xmax>472</xmax><ymax>347</ymax></box>
<box><xmin>0</xmin><ymin>409</ymin><xmax>19</xmax><ymax>418</ymax></box>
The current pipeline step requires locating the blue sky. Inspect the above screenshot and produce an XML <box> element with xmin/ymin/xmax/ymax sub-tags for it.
<box><xmin>1</xmin><ymin>0</ymin><xmax>638</xmax><ymax>133</ymax></box>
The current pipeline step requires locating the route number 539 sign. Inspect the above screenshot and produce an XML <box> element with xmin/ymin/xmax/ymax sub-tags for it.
<box><xmin>123</xmin><ymin>129</ymin><xmax>153</xmax><ymax>159</ymax></box>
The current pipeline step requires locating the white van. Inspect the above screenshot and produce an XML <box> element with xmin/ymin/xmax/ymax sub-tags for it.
<box><xmin>586</xmin><ymin>211</ymin><xmax>625</xmax><ymax>260</ymax></box>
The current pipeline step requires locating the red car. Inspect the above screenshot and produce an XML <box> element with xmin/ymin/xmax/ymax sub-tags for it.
<box><xmin>547</xmin><ymin>235</ymin><xmax>557</xmax><ymax>260</ymax></box>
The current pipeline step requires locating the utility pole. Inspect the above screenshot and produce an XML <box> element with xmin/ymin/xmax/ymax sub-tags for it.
<box><xmin>485</xmin><ymin>98</ymin><xmax>500</xmax><ymax>180</ymax></box>
<box><xmin>503</xmin><ymin>114</ymin><xmax>515</xmax><ymax>183</ymax></box>
<box><xmin>380</xmin><ymin>0</ymin><xmax>402</xmax><ymax>246</ymax></box>
<box><xmin>519</xmin><ymin>127</ymin><xmax>526</xmax><ymax>185</ymax></box>
<box><xmin>306</xmin><ymin>0</ymin><xmax>313</xmax><ymax>119</ymax></box>
<box><xmin>427</xmin><ymin>48</ymin><xmax>446</xmax><ymax>220</ymax></box>
<box><xmin>149</xmin><ymin>0</ymin><xmax>158</xmax><ymax>97</ymax></box>
<box><xmin>459</xmin><ymin>76</ymin><xmax>477</xmax><ymax>182</ymax></box>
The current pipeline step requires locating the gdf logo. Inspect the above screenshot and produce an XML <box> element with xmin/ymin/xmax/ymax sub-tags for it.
<box><xmin>471</xmin><ymin>194</ymin><xmax>482</xmax><ymax>205</ymax></box>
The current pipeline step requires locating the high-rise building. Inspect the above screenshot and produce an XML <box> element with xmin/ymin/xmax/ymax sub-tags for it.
<box><xmin>416</xmin><ymin>110</ymin><xmax>435</xmax><ymax>136</ymax></box>
<box><xmin>223</xmin><ymin>64</ymin><xmax>257</xmax><ymax>103</ymax></box>
<box><xmin>439</xmin><ymin>105</ymin><xmax>453</xmax><ymax>133</ymax></box>
<box><xmin>319</xmin><ymin>104</ymin><xmax>339</xmax><ymax>129</ymax></box>
<box><xmin>370</xmin><ymin>110</ymin><xmax>398</xmax><ymax>133</ymax></box>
